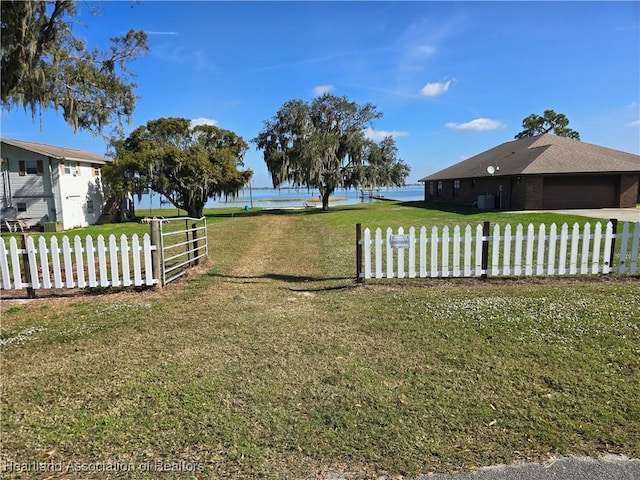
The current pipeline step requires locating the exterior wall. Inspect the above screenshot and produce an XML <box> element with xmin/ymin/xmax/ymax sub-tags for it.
<box><xmin>424</xmin><ymin>176</ymin><xmax>520</xmax><ymax>210</ymax></box>
<box><xmin>522</xmin><ymin>176</ymin><xmax>543</xmax><ymax>210</ymax></box>
<box><xmin>0</xmin><ymin>144</ymin><xmax>56</xmax><ymax>226</ymax></box>
<box><xmin>57</xmin><ymin>160</ymin><xmax>105</xmax><ymax>230</ymax></box>
<box><xmin>423</xmin><ymin>174</ymin><xmax>638</xmax><ymax>210</ymax></box>
<box><xmin>0</xmin><ymin>142</ymin><xmax>106</xmax><ymax>230</ymax></box>
<box><xmin>619</xmin><ymin>174</ymin><xmax>639</xmax><ymax>208</ymax></box>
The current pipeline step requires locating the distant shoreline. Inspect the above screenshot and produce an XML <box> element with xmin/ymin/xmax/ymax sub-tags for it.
<box><xmin>244</xmin><ymin>183</ymin><xmax>423</xmax><ymax>191</ymax></box>
<box><xmin>139</xmin><ymin>184</ymin><xmax>425</xmax><ymax>210</ymax></box>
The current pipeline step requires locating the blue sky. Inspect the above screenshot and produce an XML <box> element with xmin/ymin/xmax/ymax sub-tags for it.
<box><xmin>2</xmin><ymin>1</ymin><xmax>639</xmax><ymax>187</ymax></box>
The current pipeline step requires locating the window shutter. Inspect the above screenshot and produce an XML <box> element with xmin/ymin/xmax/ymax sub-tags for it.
<box><xmin>19</xmin><ymin>160</ymin><xmax>26</xmax><ymax>176</ymax></box>
<box><xmin>37</xmin><ymin>160</ymin><xmax>44</xmax><ymax>175</ymax></box>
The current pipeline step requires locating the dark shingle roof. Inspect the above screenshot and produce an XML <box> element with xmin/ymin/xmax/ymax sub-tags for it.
<box><xmin>1</xmin><ymin>138</ymin><xmax>111</xmax><ymax>165</ymax></box>
<box><xmin>419</xmin><ymin>134</ymin><xmax>640</xmax><ymax>181</ymax></box>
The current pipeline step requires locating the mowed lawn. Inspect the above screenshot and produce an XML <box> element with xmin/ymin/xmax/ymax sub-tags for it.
<box><xmin>1</xmin><ymin>201</ymin><xmax>639</xmax><ymax>479</ymax></box>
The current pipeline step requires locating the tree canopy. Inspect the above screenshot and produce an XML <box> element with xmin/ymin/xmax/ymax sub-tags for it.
<box><xmin>515</xmin><ymin>109</ymin><xmax>580</xmax><ymax>140</ymax></box>
<box><xmin>104</xmin><ymin>118</ymin><xmax>253</xmax><ymax>218</ymax></box>
<box><xmin>1</xmin><ymin>0</ymin><xmax>148</xmax><ymax>135</ymax></box>
<box><xmin>253</xmin><ymin>94</ymin><xmax>410</xmax><ymax>210</ymax></box>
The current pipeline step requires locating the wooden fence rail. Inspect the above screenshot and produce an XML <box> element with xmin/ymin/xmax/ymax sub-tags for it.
<box><xmin>357</xmin><ymin>221</ymin><xmax>640</xmax><ymax>280</ymax></box>
<box><xmin>0</xmin><ymin>233</ymin><xmax>157</xmax><ymax>293</ymax></box>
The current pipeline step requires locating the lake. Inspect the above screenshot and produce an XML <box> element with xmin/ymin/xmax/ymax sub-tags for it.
<box><xmin>136</xmin><ymin>184</ymin><xmax>425</xmax><ymax>212</ymax></box>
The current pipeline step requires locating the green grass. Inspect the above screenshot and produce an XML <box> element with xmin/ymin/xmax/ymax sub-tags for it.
<box><xmin>1</xmin><ymin>201</ymin><xmax>639</xmax><ymax>479</ymax></box>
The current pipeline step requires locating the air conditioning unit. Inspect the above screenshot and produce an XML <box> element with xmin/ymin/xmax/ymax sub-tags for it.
<box><xmin>43</xmin><ymin>222</ymin><xmax>63</xmax><ymax>232</ymax></box>
<box><xmin>477</xmin><ymin>195</ymin><xmax>495</xmax><ymax>210</ymax></box>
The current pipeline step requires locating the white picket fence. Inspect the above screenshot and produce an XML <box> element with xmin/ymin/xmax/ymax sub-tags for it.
<box><xmin>0</xmin><ymin>234</ymin><xmax>157</xmax><ymax>291</ymax></box>
<box><xmin>358</xmin><ymin>221</ymin><xmax>640</xmax><ymax>280</ymax></box>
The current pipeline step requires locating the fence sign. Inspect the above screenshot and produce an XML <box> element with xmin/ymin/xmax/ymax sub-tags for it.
<box><xmin>389</xmin><ymin>234</ymin><xmax>411</xmax><ymax>249</ymax></box>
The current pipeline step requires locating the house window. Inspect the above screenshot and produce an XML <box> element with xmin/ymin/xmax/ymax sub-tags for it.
<box><xmin>19</xmin><ymin>160</ymin><xmax>43</xmax><ymax>176</ymax></box>
<box><xmin>17</xmin><ymin>202</ymin><xmax>27</xmax><ymax>212</ymax></box>
<box><xmin>26</xmin><ymin>161</ymin><xmax>38</xmax><ymax>174</ymax></box>
<box><xmin>428</xmin><ymin>181</ymin><xmax>435</xmax><ymax>196</ymax></box>
<box><xmin>64</xmin><ymin>161</ymin><xmax>78</xmax><ymax>176</ymax></box>
<box><xmin>453</xmin><ymin>180</ymin><xmax>460</xmax><ymax>197</ymax></box>
<box><xmin>86</xmin><ymin>200</ymin><xmax>94</xmax><ymax>214</ymax></box>
<box><xmin>436</xmin><ymin>181</ymin><xmax>443</xmax><ymax>197</ymax></box>
<box><xmin>93</xmin><ymin>166</ymin><xmax>101</xmax><ymax>176</ymax></box>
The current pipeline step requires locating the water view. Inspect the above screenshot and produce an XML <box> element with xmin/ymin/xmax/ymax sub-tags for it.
<box><xmin>136</xmin><ymin>184</ymin><xmax>425</xmax><ymax>212</ymax></box>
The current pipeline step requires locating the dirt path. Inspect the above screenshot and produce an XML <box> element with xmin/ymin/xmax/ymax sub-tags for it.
<box><xmin>229</xmin><ymin>215</ymin><xmax>291</xmax><ymax>278</ymax></box>
<box><xmin>225</xmin><ymin>214</ymin><xmax>323</xmax><ymax>284</ymax></box>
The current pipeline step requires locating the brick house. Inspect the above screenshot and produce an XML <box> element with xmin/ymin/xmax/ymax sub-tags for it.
<box><xmin>419</xmin><ymin>134</ymin><xmax>640</xmax><ymax>210</ymax></box>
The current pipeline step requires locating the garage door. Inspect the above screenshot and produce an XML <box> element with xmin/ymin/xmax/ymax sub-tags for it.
<box><xmin>543</xmin><ymin>176</ymin><xmax>618</xmax><ymax>209</ymax></box>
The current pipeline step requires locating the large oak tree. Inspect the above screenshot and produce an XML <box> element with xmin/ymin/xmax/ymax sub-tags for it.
<box><xmin>515</xmin><ymin>109</ymin><xmax>580</xmax><ymax>140</ymax></box>
<box><xmin>1</xmin><ymin>0</ymin><xmax>148</xmax><ymax>135</ymax></box>
<box><xmin>104</xmin><ymin>118</ymin><xmax>253</xmax><ymax>218</ymax></box>
<box><xmin>253</xmin><ymin>94</ymin><xmax>409</xmax><ymax>210</ymax></box>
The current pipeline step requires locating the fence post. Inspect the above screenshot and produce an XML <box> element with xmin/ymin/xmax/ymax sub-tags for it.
<box><xmin>191</xmin><ymin>223</ymin><xmax>199</xmax><ymax>266</ymax></box>
<box><xmin>608</xmin><ymin>218</ymin><xmax>618</xmax><ymax>272</ymax></box>
<box><xmin>185</xmin><ymin>218</ymin><xmax>191</xmax><ymax>265</ymax></box>
<box><xmin>21</xmin><ymin>233</ymin><xmax>36</xmax><ymax>298</ymax></box>
<box><xmin>356</xmin><ymin>223</ymin><xmax>363</xmax><ymax>283</ymax></box>
<box><xmin>481</xmin><ymin>221</ymin><xmax>490</xmax><ymax>279</ymax></box>
<box><xmin>150</xmin><ymin>220</ymin><xmax>163</xmax><ymax>288</ymax></box>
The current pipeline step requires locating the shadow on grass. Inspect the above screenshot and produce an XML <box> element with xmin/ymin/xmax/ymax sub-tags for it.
<box><xmin>396</xmin><ymin>200</ymin><xmax>483</xmax><ymax>215</ymax></box>
<box><xmin>206</xmin><ymin>271</ymin><xmax>356</xmax><ymax>291</ymax></box>
<box><xmin>203</xmin><ymin>203</ymin><xmax>371</xmax><ymax>219</ymax></box>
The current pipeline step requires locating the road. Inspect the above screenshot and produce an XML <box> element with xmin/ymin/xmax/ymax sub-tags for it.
<box><xmin>417</xmin><ymin>455</ymin><xmax>640</xmax><ymax>480</ymax></box>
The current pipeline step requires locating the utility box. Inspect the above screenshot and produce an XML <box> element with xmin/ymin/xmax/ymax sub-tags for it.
<box><xmin>477</xmin><ymin>195</ymin><xmax>495</xmax><ymax>210</ymax></box>
<box><xmin>43</xmin><ymin>222</ymin><xmax>63</xmax><ymax>232</ymax></box>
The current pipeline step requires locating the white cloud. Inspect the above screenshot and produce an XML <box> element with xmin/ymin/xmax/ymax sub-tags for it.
<box><xmin>410</xmin><ymin>44</ymin><xmax>436</xmax><ymax>57</ymax></box>
<box><xmin>445</xmin><ymin>118</ymin><xmax>506</xmax><ymax>131</ymax></box>
<box><xmin>627</xmin><ymin>120</ymin><xmax>640</xmax><ymax>127</ymax></box>
<box><xmin>363</xmin><ymin>128</ymin><xmax>409</xmax><ymax>141</ymax></box>
<box><xmin>147</xmin><ymin>31</ymin><xmax>179</xmax><ymax>36</ymax></box>
<box><xmin>420</xmin><ymin>79</ymin><xmax>454</xmax><ymax>97</ymax></box>
<box><xmin>312</xmin><ymin>84</ymin><xmax>335</xmax><ymax>96</ymax></box>
<box><xmin>190</xmin><ymin>117</ymin><xmax>218</xmax><ymax>128</ymax></box>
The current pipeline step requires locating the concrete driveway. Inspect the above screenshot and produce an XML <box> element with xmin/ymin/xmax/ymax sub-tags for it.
<box><xmin>420</xmin><ymin>455</ymin><xmax>640</xmax><ymax>480</ymax></box>
<box><xmin>510</xmin><ymin>207</ymin><xmax>640</xmax><ymax>222</ymax></box>
<box><xmin>549</xmin><ymin>207</ymin><xmax>640</xmax><ymax>222</ymax></box>
<box><xmin>555</xmin><ymin>208</ymin><xmax>640</xmax><ymax>222</ymax></box>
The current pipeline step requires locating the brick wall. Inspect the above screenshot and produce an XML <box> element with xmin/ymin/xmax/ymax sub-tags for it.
<box><xmin>619</xmin><ymin>174</ymin><xmax>639</xmax><ymax>208</ymax></box>
<box><xmin>523</xmin><ymin>176</ymin><xmax>543</xmax><ymax>210</ymax></box>
<box><xmin>425</xmin><ymin>176</ymin><xmax>520</xmax><ymax>210</ymax></box>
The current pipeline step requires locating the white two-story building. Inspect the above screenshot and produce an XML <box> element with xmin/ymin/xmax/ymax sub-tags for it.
<box><xmin>1</xmin><ymin>138</ymin><xmax>111</xmax><ymax>231</ymax></box>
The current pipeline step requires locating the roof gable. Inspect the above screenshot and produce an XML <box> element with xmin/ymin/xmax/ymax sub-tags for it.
<box><xmin>1</xmin><ymin>138</ymin><xmax>111</xmax><ymax>165</ymax></box>
<box><xmin>420</xmin><ymin>134</ymin><xmax>640</xmax><ymax>181</ymax></box>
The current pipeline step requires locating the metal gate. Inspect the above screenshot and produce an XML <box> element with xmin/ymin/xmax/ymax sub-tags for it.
<box><xmin>153</xmin><ymin>217</ymin><xmax>208</xmax><ymax>286</ymax></box>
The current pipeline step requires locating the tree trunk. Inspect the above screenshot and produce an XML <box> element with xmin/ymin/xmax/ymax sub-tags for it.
<box><xmin>187</xmin><ymin>206</ymin><xmax>203</xmax><ymax>218</ymax></box>
<box><xmin>321</xmin><ymin>190</ymin><xmax>331</xmax><ymax>211</ymax></box>
<box><xmin>183</xmin><ymin>200</ymin><xmax>204</xmax><ymax>218</ymax></box>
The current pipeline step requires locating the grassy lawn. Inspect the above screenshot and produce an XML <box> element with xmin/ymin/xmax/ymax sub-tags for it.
<box><xmin>1</xmin><ymin>201</ymin><xmax>639</xmax><ymax>479</ymax></box>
